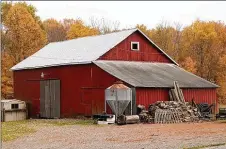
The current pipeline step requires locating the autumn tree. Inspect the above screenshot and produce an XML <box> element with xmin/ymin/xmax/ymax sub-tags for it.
<box><xmin>180</xmin><ymin>57</ymin><xmax>197</xmax><ymax>74</ymax></box>
<box><xmin>61</xmin><ymin>18</ymin><xmax>77</xmax><ymax>33</ymax></box>
<box><xmin>136</xmin><ymin>24</ymin><xmax>152</xmax><ymax>37</ymax></box>
<box><xmin>181</xmin><ymin>20</ymin><xmax>226</xmax><ymax>82</ymax></box>
<box><xmin>4</xmin><ymin>3</ymin><xmax>47</xmax><ymax>63</ymax></box>
<box><xmin>149</xmin><ymin>21</ymin><xmax>183</xmax><ymax>62</ymax></box>
<box><xmin>66</xmin><ymin>19</ymin><xmax>99</xmax><ymax>39</ymax></box>
<box><xmin>1</xmin><ymin>3</ymin><xmax>47</xmax><ymax>98</ymax></box>
<box><xmin>136</xmin><ymin>22</ymin><xmax>183</xmax><ymax>62</ymax></box>
<box><xmin>43</xmin><ymin>18</ymin><xmax>66</xmax><ymax>42</ymax></box>
<box><xmin>1</xmin><ymin>52</ymin><xmax>14</xmax><ymax>98</ymax></box>
<box><xmin>216</xmin><ymin>55</ymin><xmax>226</xmax><ymax>104</ymax></box>
<box><xmin>1</xmin><ymin>2</ymin><xmax>12</xmax><ymax>24</ymax></box>
<box><xmin>1</xmin><ymin>2</ymin><xmax>43</xmax><ymax>29</ymax></box>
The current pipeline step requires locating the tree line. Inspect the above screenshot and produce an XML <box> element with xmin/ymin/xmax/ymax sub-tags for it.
<box><xmin>2</xmin><ymin>2</ymin><xmax>226</xmax><ymax>104</ymax></box>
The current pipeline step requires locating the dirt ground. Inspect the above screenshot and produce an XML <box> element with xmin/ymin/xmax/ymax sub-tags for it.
<box><xmin>2</xmin><ymin>120</ymin><xmax>226</xmax><ymax>149</ymax></box>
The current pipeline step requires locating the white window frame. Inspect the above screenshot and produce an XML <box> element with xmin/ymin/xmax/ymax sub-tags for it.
<box><xmin>131</xmin><ymin>42</ymin><xmax>140</xmax><ymax>51</ymax></box>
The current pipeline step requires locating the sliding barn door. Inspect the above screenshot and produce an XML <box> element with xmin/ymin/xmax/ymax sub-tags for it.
<box><xmin>40</xmin><ymin>80</ymin><xmax>60</xmax><ymax>118</ymax></box>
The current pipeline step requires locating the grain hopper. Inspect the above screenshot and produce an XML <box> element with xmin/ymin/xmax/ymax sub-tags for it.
<box><xmin>105</xmin><ymin>81</ymin><xmax>132</xmax><ymax>119</ymax></box>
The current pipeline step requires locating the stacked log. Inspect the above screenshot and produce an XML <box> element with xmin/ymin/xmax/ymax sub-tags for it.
<box><xmin>138</xmin><ymin>104</ymin><xmax>154</xmax><ymax>123</ymax></box>
<box><xmin>148</xmin><ymin>101</ymin><xmax>200</xmax><ymax>123</ymax></box>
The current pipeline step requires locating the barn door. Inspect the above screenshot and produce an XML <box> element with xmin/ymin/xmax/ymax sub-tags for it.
<box><xmin>91</xmin><ymin>89</ymin><xmax>105</xmax><ymax>115</ymax></box>
<box><xmin>40</xmin><ymin>80</ymin><xmax>60</xmax><ymax>118</ymax></box>
<box><xmin>82</xmin><ymin>88</ymin><xmax>105</xmax><ymax>115</ymax></box>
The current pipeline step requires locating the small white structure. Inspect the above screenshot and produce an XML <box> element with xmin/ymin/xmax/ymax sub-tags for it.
<box><xmin>1</xmin><ymin>99</ymin><xmax>27</xmax><ymax>122</ymax></box>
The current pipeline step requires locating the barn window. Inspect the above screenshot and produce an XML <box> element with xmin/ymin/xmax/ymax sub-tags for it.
<box><xmin>11</xmin><ymin>104</ymin><xmax>19</xmax><ymax>109</ymax></box>
<box><xmin>131</xmin><ymin>42</ymin><xmax>139</xmax><ymax>51</ymax></box>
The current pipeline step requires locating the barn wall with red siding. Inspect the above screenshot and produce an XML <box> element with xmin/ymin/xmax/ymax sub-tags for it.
<box><xmin>136</xmin><ymin>88</ymin><xmax>169</xmax><ymax>108</ymax></box>
<box><xmin>182</xmin><ymin>88</ymin><xmax>216</xmax><ymax>104</ymax></box>
<box><xmin>136</xmin><ymin>88</ymin><xmax>217</xmax><ymax>112</ymax></box>
<box><xmin>13</xmin><ymin>64</ymin><xmax>120</xmax><ymax>117</ymax></box>
<box><xmin>99</xmin><ymin>31</ymin><xmax>173</xmax><ymax>64</ymax></box>
<box><xmin>13</xmin><ymin>30</ymin><xmax>218</xmax><ymax>117</ymax></box>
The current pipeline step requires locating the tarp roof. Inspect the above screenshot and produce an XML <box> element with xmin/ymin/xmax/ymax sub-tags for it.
<box><xmin>93</xmin><ymin>60</ymin><xmax>218</xmax><ymax>88</ymax></box>
<box><xmin>11</xmin><ymin>28</ymin><xmax>177</xmax><ymax>71</ymax></box>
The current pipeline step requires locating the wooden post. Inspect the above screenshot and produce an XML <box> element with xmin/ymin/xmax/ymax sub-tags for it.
<box><xmin>2</xmin><ymin>108</ymin><xmax>5</xmax><ymax>122</ymax></box>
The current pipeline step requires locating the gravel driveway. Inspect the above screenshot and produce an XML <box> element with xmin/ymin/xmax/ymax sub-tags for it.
<box><xmin>3</xmin><ymin>122</ymin><xmax>226</xmax><ymax>149</ymax></box>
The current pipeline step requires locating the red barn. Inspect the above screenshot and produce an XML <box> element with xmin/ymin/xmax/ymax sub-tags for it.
<box><xmin>11</xmin><ymin>28</ymin><xmax>218</xmax><ymax>118</ymax></box>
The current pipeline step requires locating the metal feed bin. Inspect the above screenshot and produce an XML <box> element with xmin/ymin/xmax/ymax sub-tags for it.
<box><xmin>1</xmin><ymin>99</ymin><xmax>27</xmax><ymax>122</ymax></box>
<box><xmin>105</xmin><ymin>81</ymin><xmax>132</xmax><ymax>118</ymax></box>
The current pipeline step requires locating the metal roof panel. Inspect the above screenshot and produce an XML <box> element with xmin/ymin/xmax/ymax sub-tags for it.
<box><xmin>11</xmin><ymin>29</ymin><xmax>137</xmax><ymax>70</ymax></box>
<box><xmin>93</xmin><ymin>60</ymin><xmax>219</xmax><ymax>88</ymax></box>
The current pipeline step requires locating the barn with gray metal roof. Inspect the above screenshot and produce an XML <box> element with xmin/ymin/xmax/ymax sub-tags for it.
<box><xmin>11</xmin><ymin>28</ymin><xmax>218</xmax><ymax>117</ymax></box>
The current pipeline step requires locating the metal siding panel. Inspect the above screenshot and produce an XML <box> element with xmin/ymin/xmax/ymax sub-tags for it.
<box><xmin>94</xmin><ymin>60</ymin><xmax>218</xmax><ymax>88</ymax></box>
<box><xmin>12</xmin><ymin>29</ymin><xmax>138</xmax><ymax>70</ymax></box>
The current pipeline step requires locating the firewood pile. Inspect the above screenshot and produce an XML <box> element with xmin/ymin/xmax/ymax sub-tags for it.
<box><xmin>137</xmin><ymin>81</ymin><xmax>215</xmax><ymax>124</ymax></box>
<box><xmin>138</xmin><ymin>101</ymin><xmax>201</xmax><ymax>124</ymax></box>
<box><xmin>151</xmin><ymin>101</ymin><xmax>200</xmax><ymax>123</ymax></box>
<box><xmin>138</xmin><ymin>105</ymin><xmax>154</xmax><ymax>123</ymax></box>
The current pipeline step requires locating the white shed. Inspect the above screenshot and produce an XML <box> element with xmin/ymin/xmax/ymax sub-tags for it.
<box><xmin>1</xmin><ymin>99</ymin><xmax>27</xmax><ymax>122</ymax></box>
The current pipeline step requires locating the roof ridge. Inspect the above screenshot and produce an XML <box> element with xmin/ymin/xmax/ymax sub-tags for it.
<box><xmin>49</xmin><ymin>28</ymin><xmax>137</xmax><ymax>44</ymax></box>
<box><xmin>11</xmin><ymin>28</ymin><xmax>137</xmax><ymax>71</ymax></box>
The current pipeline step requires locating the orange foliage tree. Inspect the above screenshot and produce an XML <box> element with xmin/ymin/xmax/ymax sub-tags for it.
<box><xmin>180</xmin><ymin>57</ymin><xmax>197</xmax><ymax>74</ymax></box>
<box><xmin>1</xmin><ymin>2</ymin><xmax>47</xmax><ymax>98</ymax></box>
<box><xmin>43</xmin><ymin>18</ymin><xmax>66</xmax><ymax>42</ymax></box>
<box><xmin>216</xmin><ymin>55</ymin><xmax>226</xmax><ymax>104</ymax></box>
<box><xmin>66</xmin><ymin>20</ymin><xmax>100</xmax><ymax>39</ymax></box>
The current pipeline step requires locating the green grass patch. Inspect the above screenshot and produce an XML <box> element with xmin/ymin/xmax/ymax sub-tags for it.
<box><xmin>2</xmin><ymin>119</ymin><xmax>95</xmax><ymax>142</ymax></box>
<box><xmin>2</xmin><ymin>120</ymin><xmax>36</xmax><ymax>142</ymax></box>
<box><xmin>184</xmin><ymin>143</ymin><xmax>226</xmax><ymax>149</ymax></box>
<box><xmin>37</xmin><ymin>119</ymin><xmax>94</xmax><ymax>126</ymax></box>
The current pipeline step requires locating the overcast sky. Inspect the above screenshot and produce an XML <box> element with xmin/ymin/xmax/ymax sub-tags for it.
<box><xmin>26</xmin><ymin>1</ymin><xmax>226</xmax><ymax>29</ymax></box>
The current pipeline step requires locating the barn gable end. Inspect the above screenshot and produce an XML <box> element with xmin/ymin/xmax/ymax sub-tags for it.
<box><xmin>99</xmin><ymin>30</ymin><xmax>174</xmax><ymax>63</ymax></box>
<box><xmin>11</xmin><ymin>28</ymin><xmax>177</xmax><ymax>71</ymax></box>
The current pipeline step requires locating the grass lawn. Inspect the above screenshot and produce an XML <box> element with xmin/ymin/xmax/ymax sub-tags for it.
<box><xmin>2</xmin><ymin>119</ymin><xmax>94</xmax><ymax>142</ymax></box>
<box><xmin>2</xmin><ymin>120</ymin><xmax>36</xmax><ymax>142</ymax></box>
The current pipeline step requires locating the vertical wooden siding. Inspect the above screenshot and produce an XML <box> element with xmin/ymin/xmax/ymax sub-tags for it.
<box><xmin>13</xmin><ymin>64</ymin><xmax>120</xmax><ymax>117</ymax></box>
<box><xmin>136</xmin><ymin>88</ymin><xmax>217</xmax><ymax>110</ymax></box>
<box><xmin>136</xmin><ymin>88</ymin><xmax>169</xmax><ymax>108</ymax></box>
<box><xmin>99</xmin><ymin>31</ymin><xmax>173</xmax><ymax>63</ymax></box>
<box><xmin>182</xmin><ymin>88</ymin><xmax>217</xmax><ymax>105</ymax></box>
